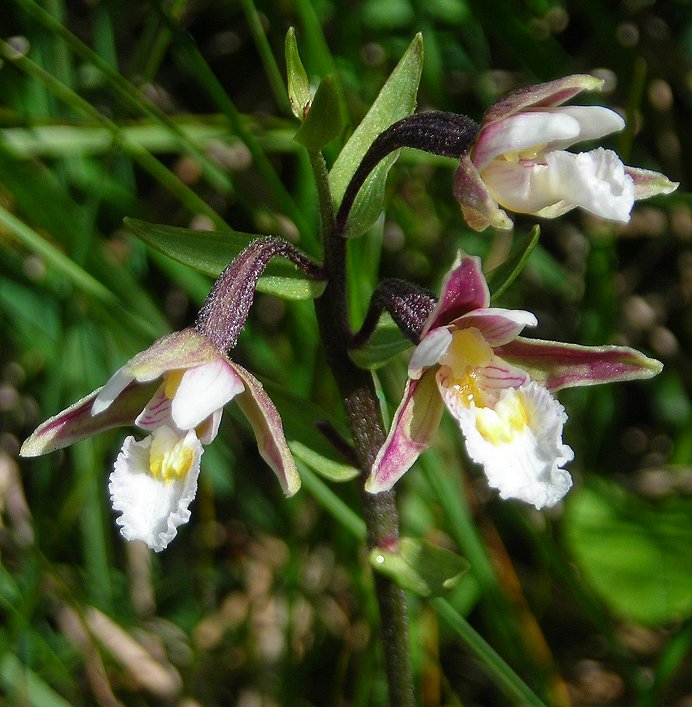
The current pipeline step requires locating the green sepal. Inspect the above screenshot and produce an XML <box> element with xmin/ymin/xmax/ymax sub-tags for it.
<box><xmin>285</xmin><ymin>27</ymin><xmax>312</xmax><ymax>120</ymax></box>
<box><xmin>289</xmin><ymin>441</ymin><xmax>360</xmax><ymax>482</ymax></box>
<box><xmin>294</xmin><ymin>74</ymin><xmax>343</xmax><ymax>151</ymax></box>
<box><xmin>349</xmin><ymin>314</ymin><xmax>411</xmax><ymax>370</ymax></box>
<box><xmin>329</xmin><ymin>33</ymin><xmax>424</xmax><ymax>238</ymax></box>
<box><xmin>125</xmin><ymin>218</ymin><xmax>325</xmax><ymax>301</ymax></box>
<box><xmin>487</xmin><ymin>225</ymin><xmax>540</xmax><ymax>301</ymax></box>
<box><xmin>370</xmin><ymin>537</ymin><xmax>470</xmax><ymax>598</ymax></box>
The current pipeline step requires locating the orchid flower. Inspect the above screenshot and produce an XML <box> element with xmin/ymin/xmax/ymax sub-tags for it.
<box><xmin>366</xmin><ymin>254</ymin><xmax>662</xmax><ymax>508</ymax></box>
<box><xmin>454</xmin><ymin>74</ymin><xmax>678</xmax><ymax>231</ymax></box>
<box><xmin>21</xmin><ymin>328</ymin><xmax>300</xmax><ymax>551</ymax></box>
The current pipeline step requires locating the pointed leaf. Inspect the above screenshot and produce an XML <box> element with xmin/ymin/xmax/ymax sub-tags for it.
<box><xmin>371</xmin><ymin>537</ymin><xmax>470</xmax><ymax>597</ymax></box>
<box><xmin>349</xmin><ymin>314</ymin><xmax>412</xmax><ymax>369</ymax></box>
<box><xmin>289</xmin><ymin>441</ymin><xmax>359</xmax><ymax>482</ymax></box>
<box><xmin>329</xmin><ymin>33</ymin><xmax>424</xmax><ymax>238</ymax></box>
<box><xmin>487</xmin><ymin>225</ymin><xmax>541</xmax><ymax>300</ymax></box>
<box><xmin>294</xmin><ymin>74</ymin><xmax>343</xmax><ymax>150</ymax></box>
<box><xmin>285</xmin><ymin>27</ymin><xmax>312</xmax><ymax>120</ymax></box>
<box><xmin>125</xmin><ymin>218</ymin><xmax>325</xmax><ymax>300</ymax></box>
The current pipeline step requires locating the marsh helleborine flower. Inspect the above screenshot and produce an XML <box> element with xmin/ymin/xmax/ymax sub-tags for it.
<box><xmin>366</xmin><ymin>254</ymin><xmax>662</xmax><ymax>508</ymax></box>
<box><xmin>21</xmin><ymin>329</ymin><xmax>300</xmax><ymax>551</ymax></box>
<box><xmin>455</xmin><ymin>74</ymin><xmax>679</xmax><ymax>231</ymax></box>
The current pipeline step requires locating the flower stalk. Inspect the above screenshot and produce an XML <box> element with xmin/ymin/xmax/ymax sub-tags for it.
<box><xmin>309</xmin><ymin>149</ymin><xmax>415</xmax><ymax>706</ymax></box>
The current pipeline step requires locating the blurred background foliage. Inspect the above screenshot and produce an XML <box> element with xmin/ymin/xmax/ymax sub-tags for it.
<box><xmin>0</xmin><ymin>0</ymin><xmax>690</xmax><ymax>704</ymax></box>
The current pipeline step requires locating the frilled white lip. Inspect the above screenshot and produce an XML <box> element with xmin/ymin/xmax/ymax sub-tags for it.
<box><xmin>109</xmin><ymin>427</ymin><xmax>203</xmax><ymax>552</ymax></box>
<box><xmin>448</xmin><ymin>381</ymin><xmax>574</xmax><ymax>509</ymax></box>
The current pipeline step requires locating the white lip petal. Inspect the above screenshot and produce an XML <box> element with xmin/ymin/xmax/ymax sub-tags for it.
<box><xmin>454</xmin><ymin>382</ymin><xmax>574</xmax><ymax>509</ymax></box>
<box><xmin>482</xmin><ymin>160</ymin><xmax>561</xmax><ymax>215</ymax></box>
<box><xmin>170</xmin><ymin>359</ymin><xmax>244</xmax><ymax>430</ymax></box>
<box><xmin>542</xmin><ymin>148</ymin><xmax>635</xmax><ymax>222</ymax></box>
<box><xmin>92</xmin><ymin>367</ymin><xmax>134</xmax><ymax>416</ymax></box>
<box><xmin>135</xmin><ymin>384</ymin><xmax>173</xmax><ymax>430</ymax></box>
<box><xmin>109</xmin><ymin>427</ymin><xmax>202</xmax><ymax>552</ymax></box>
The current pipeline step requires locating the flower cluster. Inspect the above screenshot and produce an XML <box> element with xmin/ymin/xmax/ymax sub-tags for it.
<box><xmin>366</xmin><ymin>254</ymin><xmax>662</xmax><ymax>508</ymax></box>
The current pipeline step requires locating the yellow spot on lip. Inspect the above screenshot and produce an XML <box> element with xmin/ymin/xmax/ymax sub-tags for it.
<box><xmin>438</xmin><ymin>328</ymin><xmax>494</xmax><ymax>409</ymax></box>
<box><xmin>149</xmin><ymin>428</ymin><xmax>195</xmax><ymax>482</ymax></box>
<box><xmin>475</xmin><ymin>392</ymin><xmax>529</xmax><ymax>444</ymax></box>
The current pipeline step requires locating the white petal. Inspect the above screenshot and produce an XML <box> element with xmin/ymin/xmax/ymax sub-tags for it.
<box><xmin>454</xmin><ymin>381</ymin><xmax>574</xmax><ymax>509</ymax></box>
<box><xmin>91</xmin><ymin>367</ymin><xmax>134</xmax><ymax>416</ymax></box>
<box><xmin>474</xmin><ymin>111</ymin><xmax>581</xmax><ymax>169</ymax></box>
<box><xmin>170</xmin><ymin>359</ymin><xmax>244</xmax><ymax>430</ymax></box>
<box><xmin>108</xmin><ymin>427</ymin><xmax>202</xmax><ymax>551</ymax></box>
<box><xmin>197</xmin><ymin>408</ymin><xmax>223</xmax><ymax>444</ymax></box>
<box><xmin>482</xmin><ymin>160</ymin><xmax>562</xmax><ymax>215</ymax></box>
<box><xmin>540</xmin><ymin>148</ymin><xmax>635</xmax><ymax>222</ymax></box>
<box><xmin>545</xmin><ymin>106</ymin><xmax>624</xmax><ymax>149</ymax></box>
<box><xmin>409</xmin><ymin>328</ymin><xmax>453</xmax><ymax>379</ymax></box>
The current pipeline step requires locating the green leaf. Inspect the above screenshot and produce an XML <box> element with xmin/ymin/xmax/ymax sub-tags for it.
<box><xmin>349</xmin><ymin>314</ymin><xmax>412</xmax><ymax>369</ymax></box>
<box><xmin>370</xmin><ymin>537</ymin><xmax>470</xmax><ymax>597</ymax></box>
<box><xmin>294</xmin><ymin>74</ymin><xmax>343</xmax><ymax>151</ymax></box>
<box><xmin>329</xmin><ymin>33</ymin><xmax>424</xmax><ymax>238</ymax></box>
<box><xmin>564</xmin><ymin>479</ymin><xmax>692</xmax><ymax>625</ymax></box>
<box><xmin>487</xmin><ymin>225</ymin><xmax>540</xmax><ymax>301</ymax></box>
<box><xmin>289</xmin><ymin>441</ymin><xmax>360</xmax><ymax>482</ymax></box>
<box><xmin>125</xmin><ymin>218</ymin><xmax>325</xmax><ymax>301</ymax></box>
<box><xmin>285</xmin><ymin>27</ymin><xmax>311</xmax><ymax>120</ymax></box>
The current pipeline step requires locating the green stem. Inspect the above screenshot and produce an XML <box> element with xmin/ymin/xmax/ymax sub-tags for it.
<box><xmin>309</xmin><ymin>151</ymin><xmax>414</xmax><ymax>707</ymax></box>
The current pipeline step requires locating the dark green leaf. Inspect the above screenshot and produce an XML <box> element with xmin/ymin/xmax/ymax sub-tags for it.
<box><xmin>125</xmin><ymin>218</ymin><xmax>325</xmax><ymax>300</ymax></box>
<box><xmin>329</xmin><ymin>34</ymin><xmax>424</xmax><ymax>238</ymax></box>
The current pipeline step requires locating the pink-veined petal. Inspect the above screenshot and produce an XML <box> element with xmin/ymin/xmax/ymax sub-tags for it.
<box><xmin>423</xmin><ymin>253</ymin><xmax>491</xmax><ymax>334</ymax></box>
<box><xmin>625</xmin><ymin>166</ymin><xmax>679</xmax><ymax>200</ymax></box>
<box><xmin>366</xmin><ymin>369</ymin><xmax>445</xmax><ymax>494</ymax></box>
<box><xmin>135</xmin><ymin>384</ymin><xmax>173</xmax><ymax>430</ymax></box>
<box><xmin>483</xmin><ymin>74</ymin><xmax>604</xmax><ymax>124</ymax></box>
<box><xmin>495</xmin><ymin>337</ymin><xmax>663</xmax><ymax>391</ymax></box>
<box><xmin>231</xmin><ymin>363</ymin><xmax>301</xmax><ymax>497</ymax></box>
<box><xmin>408</xmin><ymin>327</ymin><xmax>452</xmax><ymax>379</ymax></box>
<box><xmin>452</xmin><ymin>307</ymin><xmax>538</xmax><ymax>346</ymax></box>
<box><xmin>454</xmin><ymin>154</ymin><xmax>513</xmax><ymax>232</ymax></box>
<box><xmin>109</xmin><ymin>427</ymin><xmax>202</xmax><ymax>552</ymax></box>
<box><xmin>171</xmin><ymin>358</ymin><xmax>244</xmax><ymax>430</ymax></box>
<box><xmin>473</xmin><ymin>111</ymin><xmax>581</xmax><ymax>170</ymax></box>
<box><xmin>20</xmin><ymin>382</ymin><xmax>159</xmax><ymax>457</ymax></box>
<box><xmin>455</xmin><ymin>382</ymin><xmax>574</xmax><ymax>509</ymax></box>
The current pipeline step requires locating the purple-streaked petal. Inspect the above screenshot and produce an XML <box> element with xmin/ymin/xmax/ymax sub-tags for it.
<box><xmin>455</xmin><ymin>381</ymin><xmax>574</xmax><ymax>509</ymax></box>
<box><xmin>171</xmin><ymin>359</ymin><xmax>244</xmax><ymax>431</ymax></box>
<box><xmin>135</xmin><ymin>384</ymin><xmax>172</xmax><ymax>430</ymax></box>
<box><xmin>435</xmin><ymin>356</ymin><xmax>528</xmax><ymax>418</ymax></box>
<box><xmin>109</xmin><ymin>426</ymin><xmax>202</xmax><ymax>552</ymax></box>
<box><xmin>366</xmin><ymin>369</ymin><xmax>445</xmax><ymax>494</ymax></box>
<box><xmin>495</xmin><ymin>337</ymin><xmax>663</xmax><ymax>391</ymax></box>
<box><xmin>625</xmin><ymin>166</ymin><xmax>679</xmax><ymax>200</ymax></box>
<box><xmin>484</xmin><ymin>74</ymin><xmax>604</xmax><ymax>125</ymax></box>
<box><xmin>452</xmin><ymin>307</ymin><xmax>538</xmax><ymax>346</ymax></box>
<box><xmin>454</xmin><ymin>154</ymin><xmax>513</xmax><ymax>232</ymax></box>
<box><xmin>423</xmin><ymin>253</ymin><xmax>491</xmax><ymax>334</ymax></box>
<box><xmin>473</xmin><ymin>111</ymin><xmax>581</xmax><ymax>170</ymax></box>
<box><xmin>20</xmin><ymin>382</ymin><xmax>159</xmax><ymax>457</ymax></box>
<box><xmin>409</xmin><ymin>327</ymin><xmax>452</xmax><ymax>379</ymax></box>
<box><xmin>231</xmin><ymin>363</ymin><xmax>301</xmax><ymax>497</ymax></box>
